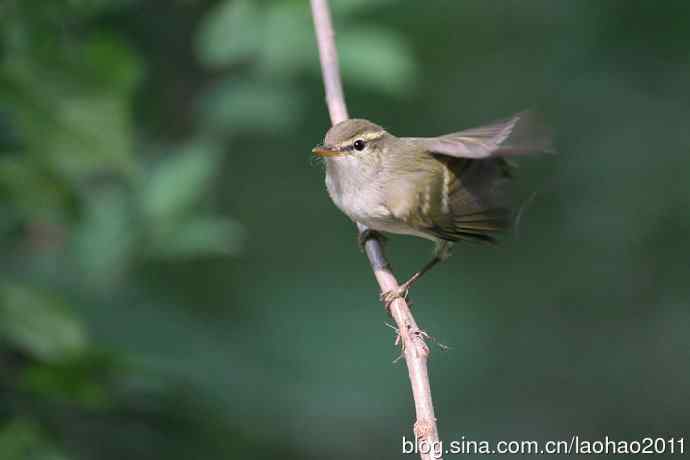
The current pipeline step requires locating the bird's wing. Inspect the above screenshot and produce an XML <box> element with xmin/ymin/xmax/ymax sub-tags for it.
<box><xmin>413</xmin><ymin>110</ymin><xmax>555</xmax><ymax>159</ymax></box>
<box><xmin>383</xmin><ymin>157</ymin><xmax>512</xmax><ymax>244</ymax></box>
<box><xmin>426</xmin><ymin>157</ymin><xmax>513</xmax><ymax>244</ymax></box>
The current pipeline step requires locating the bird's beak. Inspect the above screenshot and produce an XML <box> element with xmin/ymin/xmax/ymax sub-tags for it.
<box><xmin>312</xmin><ymin>144</ymin><xmax>343</xmax><ymax>157</ymax></box>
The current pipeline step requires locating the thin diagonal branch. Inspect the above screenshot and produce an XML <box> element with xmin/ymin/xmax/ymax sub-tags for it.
<box><xmin>309</xmin><ymin>1</ymin><xmax>442</xmax><ymax>458</ymax></box>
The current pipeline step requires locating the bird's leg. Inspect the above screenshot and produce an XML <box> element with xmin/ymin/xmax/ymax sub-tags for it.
<box><xmin>357</xmin><ymin>228</ymin><xmax>386</xmax><ymax>252</ymax></box>
<box><xmin>380</xmin><ymin>256</ymin><xmax>441</xmax><ymax>309</ymax></box>
<box><xmin>380</xmin><ymin>241</ymin><xmax>452</xmax><ymax>311</ymax></box>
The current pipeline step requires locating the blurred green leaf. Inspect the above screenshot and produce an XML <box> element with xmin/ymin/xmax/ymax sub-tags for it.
<box><xmin>0</xmin><ymin>157</ymin><xmax>74</xmax><ymax>222</ymax></box>
<box><xmin>338</xmin><ymin>27</ymin><xmax>415</xmax><ymax>94</ymax></box>
<box><xmin>196</xmin><ymin>0</ymin><xmax>262</xmax><ymax>68</ymax></box>
<box><xmin>0</xmin><ymin>420</ymin><xmax>71</xmax><ymax>460</ymax></box>
<box><xmin>72</xmin><ymin>186</ymin><xmax>133</xmax><ymax>287</ymax></box>
<box><xmin>141</xmin><ymin>143</ymin><xmax>220</xmax><ymax>223</ymax></box>
<box><xmin>39</xmin><ymin>90</ymin><xmax>136</xmax><ymax>179</ymax></box>
<box><xmin>0</xmin><ymin>36</ymin><xmax>140</xmax><ymax>180</ymax></box>
<box><xmin>200</xmin><ymin>79</ymin><xmax>303</xmax><ymax>134</ymax></box>
<box><xmin>258</xmin><ymin>3</ymin><xmax>315</xmax><ymax>76</ymax></box>
<box><xmin>0</xmin><ymin>284</ymin><xmax>87</xmax><ymax>363</ymax></box>
<box><xmin>20</xmin><ymin>351</ymin><xmax>119</xmax><ymax>408</ymax></box>
<box><xmin>79</xmin><ymin>35</ymin><xmax>142</xmax><ymax>91</ymax></box>
<box><xmin>149</xmin><ymin>216</ymin><xmax>245</xmax><ymax>259</ymax></box>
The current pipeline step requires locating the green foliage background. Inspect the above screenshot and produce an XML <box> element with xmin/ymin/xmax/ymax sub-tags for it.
<box><xmin>1</xmin><ymin>1</ymin><xmax>688</xmax><ymax>458</ymax></box>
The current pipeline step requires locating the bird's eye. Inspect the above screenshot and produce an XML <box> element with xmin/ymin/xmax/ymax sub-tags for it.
<box><xmin>353</xmin><ymin>139</ymin><xmax>366</xmax><ymax>151</ymax></box>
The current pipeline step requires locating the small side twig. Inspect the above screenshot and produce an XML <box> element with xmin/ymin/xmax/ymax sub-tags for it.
<box><xmin>309</xmin><ymin>1</ymin><xmax>443</xmax><ymax>458</ymax></box>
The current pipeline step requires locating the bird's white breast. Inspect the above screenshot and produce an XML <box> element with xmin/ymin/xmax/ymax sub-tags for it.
<box><xmin>324</xmin><ymin>156</ymin><xmax>434</xmax><ymax>240</ymax></box>
<box><xmin>325</xmin><ymin>156</ymin><xmax>392</xmax><ymax>229</ymax></box>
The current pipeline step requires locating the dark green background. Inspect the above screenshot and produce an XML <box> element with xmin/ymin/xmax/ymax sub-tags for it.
<box><xmin>1</xmin><ymin>1</ymin><xmax>688</xmax><ymax>459</ymax></box>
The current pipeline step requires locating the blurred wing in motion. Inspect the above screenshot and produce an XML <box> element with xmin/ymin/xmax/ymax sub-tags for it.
<box><xmin>416</xmin><ymin>110</ymin><xmax>555</xmax><ymax>159</ymax></box>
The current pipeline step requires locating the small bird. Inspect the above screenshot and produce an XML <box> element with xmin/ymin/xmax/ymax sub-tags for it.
<box><xmin>313</xmin><ymin>111</ymin><xmax>554</xmax><ymax>307</ymax></box>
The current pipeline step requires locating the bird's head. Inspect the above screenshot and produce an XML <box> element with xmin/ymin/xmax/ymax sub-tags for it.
<box><xmin>312</xmin><ymin>119</ymin><xmax>389</xmax><ymax>161</ymax></box>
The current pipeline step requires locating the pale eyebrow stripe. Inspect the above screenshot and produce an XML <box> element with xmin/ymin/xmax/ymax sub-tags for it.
<box><xmin>336</xmin><ymin>130</ymin><xmax>385</xmax><ymax>148</ymax></box>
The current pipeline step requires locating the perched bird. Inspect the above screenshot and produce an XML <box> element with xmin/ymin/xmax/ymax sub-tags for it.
<box><xmin>312</xmin><ymin>111</ymin><xmax>554</xmax><ymax>306</ymax></box>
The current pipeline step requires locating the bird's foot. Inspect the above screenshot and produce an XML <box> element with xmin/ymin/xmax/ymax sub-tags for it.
<box><xmin>358</xmin><ymin>229</ymin><xmax>386</xmax><ymax>252</ymax></box>
<box><xmin>379</xmin><ymin>281</ymin><xmax>411</xmax><ymax>313</ymax></box>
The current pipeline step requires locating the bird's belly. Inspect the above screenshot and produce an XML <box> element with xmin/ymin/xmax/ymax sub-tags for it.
<box><xmin>334</xmin><ymin>187</ymin><xmax>391</xmax><ymax>228</ymax></box>
<box><xmin>365</xmin><ymin>217</ymin><xmax>430</xmax><ymax>239</ymax></box>
<box><xmin>325</xmin><ymin>160</ymin><xmax>434</xmax><ymax>240</ymax></box>
<box><xmin>328</xmin><ymin>178</ymin><xmax>432</xmax><ymax>239</ymax></box>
